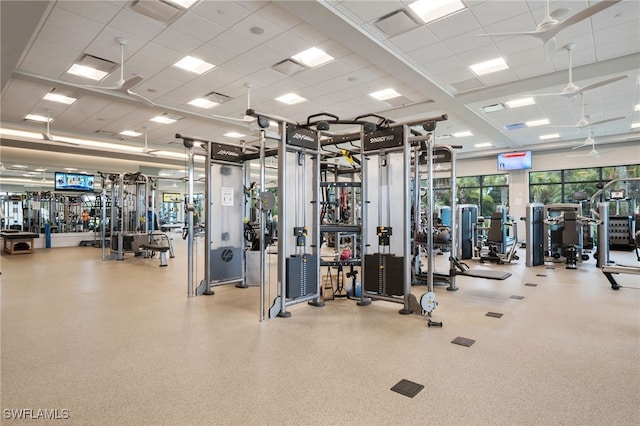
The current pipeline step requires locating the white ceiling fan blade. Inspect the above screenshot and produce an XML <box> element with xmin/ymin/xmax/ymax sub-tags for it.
<box><xmin>588</xmin><ymin>116</ymin><xmax>626</xmax><ymax>127</ymax></box>
<box><xmin>554</xmin><ymin>0</ymin><xmax>622</xmax><ymax>33</ymax></box>
<box><xmin>571</xmin><ymin>74</ymin><xmax>629</xmax><ymax>96</ymax></box>
<box><xmin>126</xmin><ymin>89</ymin><xmax>155</xmax><ymax>107</ymax></box>
<box><xmin>552</xmin><ymin>116</ymin><xmax>625</xmax><ymax>129</ymax></box>
<box><xmin>477</xmin><ymin>30</ymin><xmax>541</xmax><ymax>38</ymax></box>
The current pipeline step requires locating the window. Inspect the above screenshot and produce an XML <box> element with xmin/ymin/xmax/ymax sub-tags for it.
<box><xmin>457</xmin><ymin>174</ymin><xmax>509</xmax><ymax>218</ymax></box>
<box><xmin>529</xmin><ymin>164</ymin><xmax>640</xmax><ymax>209</ymax></box>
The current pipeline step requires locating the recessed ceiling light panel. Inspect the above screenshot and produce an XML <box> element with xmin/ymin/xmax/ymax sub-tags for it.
<box><xmin>539</xmin><ymin>133</ymin><xmax>560</xmax><ymax>140</ymax></box>
<box><xmin>25</xmin><ymin>114</ymin><xmax>52</xmax><ymax>123</ymax></box>
<box><xmin>474</xmin><ymin>142</ymin><xmax>493</xmax><ymax>148</ymax></box>
<box><xmin>409</xmin><ymin>0</ymin><xmax>466</xmax><ymax>23</ymax></box>
<box><xmin>292</xmin><ymin>47</ymin><xmax>334</xmax><ymax>68</ymax></box>
<box><xmin>506</xmin><ymin>97</ymin><xmax>535</xmax><ymax>108</ymax></box>
<box><xmin>275</xmin><ymin>93</ymin><xmax>306</xmax><ymax>105</ymax></box>
<box><xmin>120</xmin><ymin>130</ymin><xmax>142</xmax><ymax>137</ymax></box>
<box><xmin>452</xmin><ymin>131</ymin><xmax>473</xmax><ymax>138</ymax></box>
<box><xmin>369</xmin><ymin>88</ymin><xmax>401</xmax><ymax>101</ymax></box>
<box><xmin>188</xmin><ymin>98</ymin><xmax>219</xmax><ymax>109</ymax></box>
<box><xmin>526</xmin><ymin>119</ymin><xmax>549</xmax><ymax>127</ymax></box>
<box><xmin>173</xmin><ymin>56</ymin><xmax>215</xmax><ymax>74</ymax></box>
<box><xmin>43</xmin><ymin>93</ymin><xmax>77</xmax><ymax>105</ymax></box>
<box><xmin>224</xmin><ymin>132</ymin><xmax>245</xmax><ymax>138</ymax></box>
<box><xmin>470</xmin><ymin>57</ymin><xmax>509</xmax><ymax>76</ymax></box>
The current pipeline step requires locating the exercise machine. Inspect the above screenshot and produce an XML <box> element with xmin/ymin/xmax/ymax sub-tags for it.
<box><xmin>544</xmin><ymin>203</ymin><xmax>591</xmax><ymax>269</ymax></box>
<box><xmin>477</xmin><ymin>207</ymin><xmax>519</xmax><ymax>264</ymax></box>
<box><xmin>525</xmin><ymin>203</ymin><xmax>545</xmax><ymax>267</ymax></box>
<box><xmin>590</xmin><ymin>178</ymin><xmax>640</xmax><ymax>289</ymax></box>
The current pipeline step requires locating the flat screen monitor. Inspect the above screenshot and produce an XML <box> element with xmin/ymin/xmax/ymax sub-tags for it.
<box><xmin>54</xmin><ymin>172</ymin><xmax>95</xmax><ymax>192</ymax></box>
<box><xmin>497</xmin><ymin>151</ymin><xmax>532</xmax><ymax>171</ymax></box>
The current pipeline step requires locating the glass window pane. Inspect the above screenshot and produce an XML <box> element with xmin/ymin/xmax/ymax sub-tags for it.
<box><xmin>482</xmin><ymin>174</ymin><xmax>508</xmax><ymax>186</ymax></box>
<box><xmin>481</xmin><ymin>186</ymin><xmax>508</xmax><ymax>217</ymax></box>
<box><xmin>564</xmin><ymin>168</ymin><xmax>599</xmax><ymax>183</ymax></box>
<box><xmin>457</xmin><ymin>176</ymin><xmax>480</xmax><ymax>187</ymax></box>
<box><xmin>530</xmin><ymin>183</ymin><xmax>562</xmax><ymax>204</ymax></box>
<box><xmin>530</xmin><ymin>171</ymin><xmax>561</xmax><ymax>184</ymax></box>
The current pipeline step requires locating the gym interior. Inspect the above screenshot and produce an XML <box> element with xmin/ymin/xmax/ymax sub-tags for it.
<box><xmin>1</xmin><ymin>1</ymin><xmax>639</xmax><ymax>425</ymax></box>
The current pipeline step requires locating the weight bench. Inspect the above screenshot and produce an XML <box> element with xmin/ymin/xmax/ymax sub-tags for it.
<box><xmin>1</xmin><ymin>232</ymin><xmax>39</xmax><ymax>255</ymax></box>
<box><xmin>142</xmin><ymin>244</ymin><xmax>170</xmax><ymax>267</ymax></box>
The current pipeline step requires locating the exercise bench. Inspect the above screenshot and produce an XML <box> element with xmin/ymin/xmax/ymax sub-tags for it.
<box><xmin>142</xmin><ymin>244</ymin><xmax>170</xmax><ymax>267</ymax></box>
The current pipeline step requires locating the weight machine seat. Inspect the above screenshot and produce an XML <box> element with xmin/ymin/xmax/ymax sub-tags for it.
<box><xmin>486</xmin><ymin>212</ymin><xmax>504</xmax><ymax>244</ymax></box>
<box><xmin>142</xmin><ymin>244</ymin><xmax>170</xmax><ymax>267</ymax></box>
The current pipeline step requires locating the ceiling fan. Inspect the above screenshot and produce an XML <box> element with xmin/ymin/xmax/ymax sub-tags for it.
<box><xmin>529</xmin><ymin>43</ymin><xmax>628</xmax><ymax>98</ymax></box>
<box><xmin>208</xmin><ymin>83</ymin><xmax>257</xmax><ymax>126</ymax></box>
<box><xmin>41</xmin><ymin>109</ymin><xmax>79</xmax><ymax>145</ymax></box>
<box><xmin>478</xmin><ymin>0</ymin><xmax>622</xmax><ymax>58</ymax></box>
<box><xmin>141</xmin><ymin>127</ymin><xmax>160</xmax><ymax>155</ymax></box>
<box><xmin>567</xmin><ymin>132</ymin><xmax>614</xmax><ymax>158</ymax></box>
<box><xmin>550</xmin><ymin>93</ymin><xmax>626</xmax><ymax>128</ymax></box>
<box><xmin>80</xmin><ymin>37</ymin><xmax>155</xmax><ymax>106</ymax></box>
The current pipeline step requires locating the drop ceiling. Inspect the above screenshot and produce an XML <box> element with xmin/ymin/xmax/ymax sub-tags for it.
<box><xmin>1</xmin><ymin>0</ymin><xmax>639</xmax><ymax>174</ymax></box>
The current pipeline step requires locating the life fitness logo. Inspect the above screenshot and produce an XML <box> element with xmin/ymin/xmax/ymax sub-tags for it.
<box><xmin>221</xmin><ymin>249</ymin><xmax>234</xmax><ymax>262</ymax></box>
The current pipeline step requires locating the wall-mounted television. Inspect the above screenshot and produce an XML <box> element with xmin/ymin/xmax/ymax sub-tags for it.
<box><xmin>54</xmin><ymin>172</ymin><xmax>95</xmax><ymax>192</ymax></box>
<box><xmin>497</xmin><ymin>151</ymin><xmax>532</xmax><ymax>171</ymax></box>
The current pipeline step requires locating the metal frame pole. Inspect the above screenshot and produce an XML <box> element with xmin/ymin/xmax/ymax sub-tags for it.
<box><xmin>259</xmin><ymin>131</ymin><xmax>266</xmax><ymax>321</ymax></box>
<box><xmin>401</xmin><ymin>125</ymin><xmax>412</xmax><ymax>314</ymax></box>
<box><xmin>277</xmin><ymin>124</ymin><xmax>289</xmax><ymax>317</ymax></box>
<box><xmin>187</xmin><ymin>144</ymin><xmax>195</xmax><ymax>297</ymax></box>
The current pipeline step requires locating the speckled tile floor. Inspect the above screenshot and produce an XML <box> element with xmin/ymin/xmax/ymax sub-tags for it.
<box><xmin>1</xmin><ymin>237</ymin><xmax>639</xmax><ymax>425</ymax></box>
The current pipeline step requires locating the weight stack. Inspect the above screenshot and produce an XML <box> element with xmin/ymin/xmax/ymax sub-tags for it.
<box><xmin>285</xmin><ymin>254</ymin><xmax>318</xmax><ymax>299</ymax></box>
<box><xmin>363</xmin><ymin>253</ymin><xmax>404</xmax><ymax>297</ymax></box>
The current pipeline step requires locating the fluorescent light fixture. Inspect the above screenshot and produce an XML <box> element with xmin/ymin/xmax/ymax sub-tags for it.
<box><xmin>470</xmin><ymin>57</ymin><xmax>509</xmax><ymax>76</ymax></box>
<box><xmin>275</xmin><ymin>93</ymin><xmax>306</xmax><ymax>105</ymax></box>
<box><xmin>526</xmin><ymin>118</ymin><xmax>549</xmax><ymax>127</ymax></box>
<box><xmin>409</xmin><ymin>0</ymin><xmax>465</xmax><ymax>23</ymax></box>
<box><xmin>452</xmin><ymin>131</ymin><xmax>473</xmax><ymax>138</ymax></box>
<box><xmin>474</xmin><ymin>142</ymin><xmax>493</xmax><ymax>148</ymax></box>
<box><xmin>635</xmin><ymin>104</ymin><xmax>640</xmax><ymax>111</ymax></box>
<box><xmin>292</xmin><ymin>47</ymin><xmax>334</xmax><ymax>68</ymax></box>
<box><xmin>188</xmin><ymin>98</ymin><xmax>219</xmax><ymax>109</ymax></box>
<box><xmin>369</xmin><ymin>88</ymin><xmax>401</xmax><ymax>101</ymax></box>
<box><xmin>632</xmin><ymin>122</ymin><xmax>640</xmax><ymax>129</ymax></box>
<box><xmin>0</xmin><ymin>128</ymin><xmax>44</xmax><ymax>139</ymax></box>
<box><xmin>164</xmin><ymin>0</ymin><xmax>199</xmax><ymax>8</ymax></box>
<box><xmin>482</xmin><ymin>103</ymin><xmax>504</xmax><ymax>113</ymax></box>
<box><xmin>43</xmin><ymin>93</ymin><xmax>77</xmax><ymax>105</ymax></box>
<box><xmin>12</xmin><ymin>164</ymin><xmax>29</xmax><ymax>169</ymax></box>
<box><xmin>224</xmin><ymin>132</ymin><xmax>245</xmax><ymax>138</ymax></box>
<box><xmin>506</xmin><ymin>97</ymin><xmax>535</xmax><ymax>108</ymax></box>
<box><xmin>151</xmin><ymin>115</ymin><xmax>178</xmax><ymax>124</ymax></box>
<box><xmin>120</xmin><ymin>130</ymin><xmax>142</xmax><ymax>137</ymax></box>
<box><xmin>437</xmin><ymin>134</ymin><xmax>452</xmax><ymax>139</ymax></box>
<box><xmin>539</xmin><ymin>133</ymin><xmax>560</xmax><ymax>140</ymax></box>
<box><xmin>173</xmin><ymin>56</ymin><xmax>215</xmax><ymax>74</ymax></box>
<box><xmin>34</xmin><ymin>168</ymin><xmax>47</xmax><ymax>172</ymax></box>
<box><xmin>66</xmin><ymin>64</ymin><xmax>108</xmax><ymax>80</ymax></box>
<box><xmin>24</xmin><ymin>114</ymin><xmax>52</xmax><ymax>123</ymax></box>
<box><xmin>64</xmin><ymin>167</ymin><xmax>78</xmax><ymax>171</ymax></box>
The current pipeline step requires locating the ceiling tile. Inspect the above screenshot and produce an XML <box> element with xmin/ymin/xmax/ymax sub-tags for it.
<box><xmin>428</xmin><ymin>9</ymin><xmax>481</xmax><ymax>41</ymax></box>
<box><xmin>171</xmin><ymin>11</ymin><xmax>225</xmax><ymax>42</ymax></box>
<box><xmin>191</xmin><ymin>1</ymin><xmax>254</xmax><ymax>28</ymax></box>
<box><xmin>57</xmin><ymin>1</ymin><xmax>123</xmax><ymax>24</ymax></box>
<box><xmin>468</xmin><ymin>1</ymin><xmax>530</xmax><ymax>27</ymax></box>
<box><xmin>109</xmin><ymin>8</ymin><xmax>166</xmax><ymax>40</ymax></box>
<box><xmin>389</xmin><ymin>26</ymin><xmax>438</xmax><ymax>52</ymax></box>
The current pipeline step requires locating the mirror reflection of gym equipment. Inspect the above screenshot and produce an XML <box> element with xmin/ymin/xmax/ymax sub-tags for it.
<box><xmin>100</xmin><ymin>172</ymin><xmax>174</xmax><ymax>266</ymax></box>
